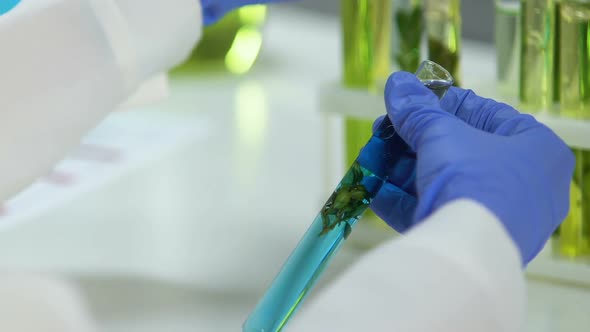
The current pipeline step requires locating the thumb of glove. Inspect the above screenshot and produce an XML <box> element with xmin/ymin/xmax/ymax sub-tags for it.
<box><xmin>384</xmin><ymin>72</ymin><xmax>460</xmax><ymax>151</ymax></box>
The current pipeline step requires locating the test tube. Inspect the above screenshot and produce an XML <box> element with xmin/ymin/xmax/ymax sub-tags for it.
<box><xmin>393</xmin><ymin>0</ymin><xmax>425</xmax><ymax>72</ymax></box>
<box><xmin>554</xmin><ymin>0</ymin><xmax>561</xmax><ymax>103</ymax></box>
<box><xmin>340</xmin><ymin>0</ymin><xmax>392</xmax><ymax>229</ymax></box>
<box><xmin>495</xmin><ymin>0</ymin><xmax>521</xmax><ymax>97</ymax></box>
<box><xmin>519</xmin><ymin>0</ymin><xmax>555</xmax><ymax>111</ymax></box>
<box><xmin>554</xmin><ymin>148</ymin><xmax>590</xmax><ymax>258</ymax></box>
<box><xmin>341</xmin><ymin>0</ymin><xmax>391</xmax><ymax>90</ymax></box>
<box><xmin>242</xmin><ymin>61</ymin><xmax>454</xmax><ymax>332</ymax></box>
<box><xmin>557</xmin><ymin>0</ymin><xmax>590</xmax><ymax>119</ymax></box>
<box><xmin>424</xmin><ymin>0</ymin><xmax>461</xmax><ymax>86</ymax></box>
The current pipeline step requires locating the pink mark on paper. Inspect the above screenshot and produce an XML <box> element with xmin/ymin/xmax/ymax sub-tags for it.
<box><xmin>71</xmin><ymin>143</ymin><xmax>123</xmax><ymax>163</ymax></box>
<box><xmin>44</xmin><ymin>170</ymin><xmax>75</xmax><ymax>186</ymax></box>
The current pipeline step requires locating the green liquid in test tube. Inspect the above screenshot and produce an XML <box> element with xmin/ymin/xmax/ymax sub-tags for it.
<box><xmin>394</xmin><ymin>0</ymin><xmax>425</xmax><ymax>73</ymax></box>
<box><xmin>557</xmin><ymin>0</ymin><xmax>590</xmax><ymax>119</ymax></box>
<box><xmin>341</xmin><ymin>0</ymin><xmax>392</xmax><ymax>229</ymax></box>
<box><xmin>555</xmin><ymin>148</ymin><xmax>590</xmax><ymax>258</ymax></box>
<box><xmin>519</xmin><ymin>0</ymin><xmax>555</xmax><ymax>111</ymax></box>
<box><xmin>242</xmin><ymin>60</ymin><xmax>454</xmax><ymax>332</ymax></box>
<box><xmin>495</xmin><ymin>0</ymin><xmax>521</xmax><ymax>97</ymax></box>
<box><xmin>425</xmin><ymin>0</ymin><xmax>462</xmax><ymax>86</ymax></box>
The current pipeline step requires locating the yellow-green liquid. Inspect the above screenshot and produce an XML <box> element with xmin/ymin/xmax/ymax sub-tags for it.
<box><xmin>554</xmin><ymin>0</ymin><xmax>561</xmax><ymax>103</ymax></box>
<box><xmin>425</xmin><ymin>0</ymin><xmax>461</xmax><ymax>86</ymax></box>
<box><xmin>555</xmin><ymin>149</ymin><xmax>590</xmax><ymax>258</ymax></box>
<box><xmin>558</xmin><ymin>0</ymin><xmax>590</xmax><ymax>119</ymax></box>
<box><xmin>341</xmin><ymin>0</ymin><xmax>392</xmax><ymax>90</ymax></box>
<box><xmin>173</xmin><ymin>5</ymin><xmax>267</xmax><ymax>75</ymax></box>
<box><xmin>341</xmin><ymin>0</ymin><xmax>392</xmax><ymax>229</ymax></box>
<box><xmin>519</xmin><ymin>0</ymin><xmax>555</xmax><ymax>111</ymax></box>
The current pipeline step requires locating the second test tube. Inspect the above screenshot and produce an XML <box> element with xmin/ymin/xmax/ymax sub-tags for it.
<box><xmin>340</xmin><ymin>0</ymin><xmax>393</xmax><ymax>234</ymax></box>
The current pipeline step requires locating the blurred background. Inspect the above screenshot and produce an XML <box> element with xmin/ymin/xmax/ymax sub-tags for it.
<box><xmin>288</xmin><ymin>0</ymin><xmax>495</xmax><ymax>42</ymax></box>
<box><xmin>0</xmin><ymin>1</ymin><xmax>589</xmax><ymax>331</ymax></box>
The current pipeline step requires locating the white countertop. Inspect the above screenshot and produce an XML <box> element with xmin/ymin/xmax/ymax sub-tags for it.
<box><xmin>72</xmin><ymin>276</ymin><xmax>590</xmax><ymax>332</ymax></box>
<box><xmin>0</xmin><ymin>6</ymin><xmax>587</xmax><ymax>332</ymax></box>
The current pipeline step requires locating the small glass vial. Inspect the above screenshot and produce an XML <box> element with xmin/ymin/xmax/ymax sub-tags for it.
<box><xmin>557</xmin><ymin>0</ymin><xmax>590</xmax><ymax>119</ymax></box>
<box><xmin>495</xmin><ymin>0</ymin><xmax>521</xmax><ymax>98</ymax></box>
<box><xmin>424</xmin><ymin>0</ymin><xmax>461</xmax><ymax>86</ymax></box>
<box><xmin>393</xmin><ymin>0</ymin><xmax>425</xmax><ymax>72</ymax></box>
<box><xmin>519</xmin><ymin>0</ymin><xmax>555</xmax><ymax>112</ymax></box>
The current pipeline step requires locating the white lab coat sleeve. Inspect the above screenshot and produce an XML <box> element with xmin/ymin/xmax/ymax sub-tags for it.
<box><xmin>0</xmin><ymin>0</ymin><xmax>202</xmax><ymax>201</ymax></box>
<box><xmin>288</xmin><ymin>199</ymin><xmax>526</xmax><ymax>332</ymax></box>
<box><xmin>0</xmin><ymin>274</ymin><xmax>96</xmax><ymax>332</ymax></box>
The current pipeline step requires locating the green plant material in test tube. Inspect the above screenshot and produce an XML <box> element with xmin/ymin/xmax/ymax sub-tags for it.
<box><xmin>343</xmin><ymin>120</ymin><xmax>389</xmax><ymax>230</ymax></box>
<box><xmin>394</xmin><ymin>0</ymin><xmax>424</xmax><ymax>72</ymax></box>
<box><xmin>425</xmin><ymin>0</ymin><xmax>461</xmax><ymax>86</ymax></box>
<box><xmin>519</xmin><ymin>0</ymin><xmax>555</xmax><ymax>111</ymax></box>
<box><xmin>495</xmin><ymin>1</ymin><xmax>521</xmax><ymax>97</ymax></box>
<box><xmin>341</xmin><ymin>0</ymin><xmax>392</xmax><ymax>228</ymax></box>
<box><xmin>555</xmin><ymin>149</ymin><xmax>590</xmax><ymax>258</ymax></box>
<box><xmin>320</xmin><ymin>162</ymin><xmax>368</xmax><ymax>237</ymax></box>
<box><xmin>558</xmin><ymin>0</ymin><xmax>590</xmax><ymax>119</ymax></box>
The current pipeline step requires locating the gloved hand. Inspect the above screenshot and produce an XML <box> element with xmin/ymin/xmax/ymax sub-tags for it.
<box><xmin>201</xmin><ymin>0</ymin><xmax>290</xmax><ymax>26</ymax></box>
<box><xmin>370</xmin><ymin>72</ymin><xmax>575</xmax><ymax>265</ymax></box>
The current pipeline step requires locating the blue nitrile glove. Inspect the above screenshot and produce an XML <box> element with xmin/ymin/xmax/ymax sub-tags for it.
<box><xmin>201</xmin><ymin>0</ymin><xmax>291</xmax><ymax>26</ymax></box>
<box><xmin>370</xmin><ymin>71</ymin><xmax>575</xmax><ymax>265</ymax></box>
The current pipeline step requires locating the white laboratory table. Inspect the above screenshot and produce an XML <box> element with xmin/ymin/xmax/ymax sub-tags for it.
<box><xmin>0</xmin><ymin>7</ymin><xmax>588</xmax><ymax>332</ymax></box>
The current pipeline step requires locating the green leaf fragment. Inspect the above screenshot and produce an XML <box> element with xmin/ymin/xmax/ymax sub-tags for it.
<box><xmin>319</xmin><ymin>163</ymin><xmax>371</xmax><ymax>237</ymax></box>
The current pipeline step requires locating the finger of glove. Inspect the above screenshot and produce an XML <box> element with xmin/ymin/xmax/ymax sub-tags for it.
<box><xmin>370</xmin><ymin>183</ymin><xmax>418</xmax><ymax>233</ymax></box>
<box><xmin>384</xmin><ymin>72</ymin><xmax>458</xmax><ymax>152</ymax></box>
<box><xmin>385</xmin><ymin>150</ymin><xmax>417</xmax><ymax>195</ymax></box>
<box><xmin>441</xmin><ymin>87</ymin><xmax>539</xmax><ymax>136</ymax></box>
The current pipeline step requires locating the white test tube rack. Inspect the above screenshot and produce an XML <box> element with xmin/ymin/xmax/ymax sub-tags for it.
<box><xmin>317</xmin><ymin>40</ymin><xmax>590</xmax><ymax>288</ymax></box>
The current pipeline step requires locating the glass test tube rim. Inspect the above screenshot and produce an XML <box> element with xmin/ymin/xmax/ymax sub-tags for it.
<box><xmin>416</xmin><ymin>59</ymin><xmax>455</xmax><ymax>84</ymax></box>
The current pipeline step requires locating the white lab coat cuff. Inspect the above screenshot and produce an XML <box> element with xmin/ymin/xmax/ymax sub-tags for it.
<box><xmin>289</xmin><ymin>199</ymin><xmax>526</xmax><ymax>332</ymax></box>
